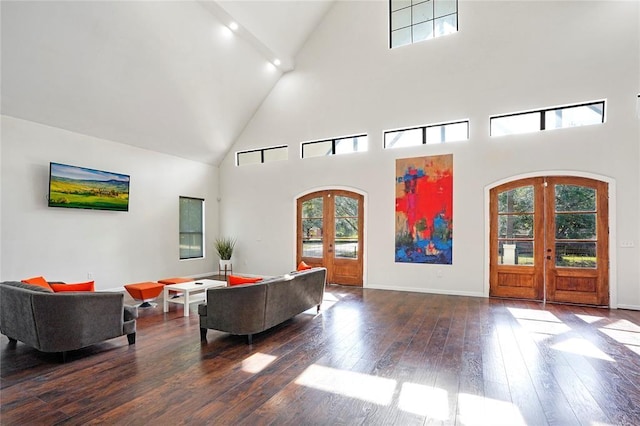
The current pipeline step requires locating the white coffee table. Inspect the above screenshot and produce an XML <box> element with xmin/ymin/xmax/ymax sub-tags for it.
<box><xmin>163</xmin><ymin>279</ymin><xmax>226</xmax><ymax>317</ymax></box>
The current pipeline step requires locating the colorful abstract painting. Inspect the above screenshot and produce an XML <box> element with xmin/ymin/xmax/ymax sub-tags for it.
<box><xmin>395</xmin><ymin>154</ymin><xmax>453</xmax><ymax>264</ymax></box>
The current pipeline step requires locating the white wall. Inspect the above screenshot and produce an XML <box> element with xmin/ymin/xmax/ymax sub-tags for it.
<box><xmin>0</xmin><ymin>123</ymin><xmax>3</xmax><ymax>280</ymax></box>
<box><xmin>0</xmin><ymin>116</ymin><xmax>219</xmax><ymax>290</ymax></box>
<box><xmin>220</xmin><ymin>1</ymin><xmax>640</xmax><ymax>308</ymax></box>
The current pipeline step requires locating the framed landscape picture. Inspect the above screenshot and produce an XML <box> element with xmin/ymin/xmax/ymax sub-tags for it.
<box><xmin>48</xmin><ymin>162</ymin><xmax>130</xmax><ymax>212</ymax></box>
<box><xmin>395</xmin><ymin>154</ymin><xmax>453</xmax><ymax>264</ymax></box>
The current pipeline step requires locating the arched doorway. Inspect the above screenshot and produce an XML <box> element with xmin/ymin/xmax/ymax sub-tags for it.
<box><xmin>489</xmin><ymin>176</ymin><xmax>609</xmax><ymax>306</ymax></box>
<box><xmin>296</xmin><ymin>190</ymin><xmax>364</xmax><ymax>286</ymax></box>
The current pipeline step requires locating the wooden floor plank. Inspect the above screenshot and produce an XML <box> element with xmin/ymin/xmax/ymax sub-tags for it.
<box><xmin>2</xmin><ymin>284</ymin><xmax>640</xmax><ymax>425</ymax></box>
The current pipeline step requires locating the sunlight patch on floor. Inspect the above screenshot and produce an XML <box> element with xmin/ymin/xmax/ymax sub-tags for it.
<box><xmin>575</xmin><ymin>314</ymin><xmax>606</xmax><ymax>324</ymax></box>
<box><xmin>552</xmin><ymin>338</ymin><xmax>614</xmax><ymax>362</ymax></box>
<box><xmin>323</xmin><ymin>293</ymin><xmax>340</xmax><ymax>302</ymax></box>
<box><xmin>398</xmin><ymin>383</ymin><xmax>448</xmax><ymax>419</ymax></box>
<box><xmin>295</xmin><ymin>364</ymin><xmax>396</xmax><ymax>405</ymax></box>
<box><xmin>599</xmin><ymin>319</ymin><xmax>640</xmax><ymax>356</ymax></box>
<box><xmin>508</xmin><ymin>307</ymin><xmax>571</xmax><ymax>340</ymax></box>
<box><xmin>293</xmin><ymin>361</ymin><xmax>614</xmax><ymax>424</ymax></box>
<box><xmin>507</xmin><ymin>307</ymin><xmax>562</xmax><ymax>323</ymax></box>
<box><xmin>515</xmin><ymin>318</ymin><xmax>571</xmax><ymax>337</ymax></box>
<box><xmin>242</xmin><ymin>352</ymin><xmax>277</xmax><ymax>374</ymax></box>
<box><xmin>458</xmin><ymin>393</ymin><xmax>526</xmax><ymax>426</ymax></box>
<box><xmin>318</xmin><ymin>292</ymin><xmax>339</xmax><ymax>310</ymax></box>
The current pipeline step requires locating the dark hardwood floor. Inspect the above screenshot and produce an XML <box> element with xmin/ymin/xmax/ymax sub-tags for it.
<box><xmin>2</xmin><ymin>284</ymin><xmax>640</xmax><ymax>425</ymax></box>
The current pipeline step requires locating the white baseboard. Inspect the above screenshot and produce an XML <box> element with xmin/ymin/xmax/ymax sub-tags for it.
<box><xmin>616</xmin><ymin>304</ymin><xmax>640</xmax><ymax>311</ymax></box>
<box><xmin>364</xmin><ymin>283</ymin><xmax>484</xmax><ymax>298</ymax></box>
<box><xmin>102</xmin><ymin>286</ymin><xmax>126</xmax><ymax>293</ymax></box>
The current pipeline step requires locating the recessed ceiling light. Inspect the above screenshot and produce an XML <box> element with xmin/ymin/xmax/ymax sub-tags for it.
<box><xmin>274</xmin><ymin>59</ymin><xmax>281</xmax><ymax>66</ymax></box>
<box><xmin>229</xmin><ymin>22</ymin><xmax>239</xmax><ymax>31</ymax></box>
<box><xmin>220</xmin><ymin>26</ymin><xmax>233</xmax><ymax>38</ymax></box>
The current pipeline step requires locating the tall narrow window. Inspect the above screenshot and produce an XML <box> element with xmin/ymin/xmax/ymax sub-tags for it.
<box><xmin>390</xmin><ymin>0</ymin><xmax>458</xmax><ymax>49</ymax></box>
<box><xmin>179</xmin><ymin>197</ymin><xmax>204</xmax><ymax>259</ymax></box>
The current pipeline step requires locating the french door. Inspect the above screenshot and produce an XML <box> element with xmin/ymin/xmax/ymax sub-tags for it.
<box><xmin>296</xmin><ymin>190</ymin><xmax>364</xmax><ymax>286</ymax></box>
<box><xmin>490</xmin><ymin>176</ymin><xmax>609</xmax><ymax>306</ymax></box>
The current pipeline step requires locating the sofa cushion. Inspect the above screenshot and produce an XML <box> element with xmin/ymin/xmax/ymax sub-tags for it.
<box><xmin>50</xmin><ymin>281</ymin><xmax>95</xmax><ymax>292</ymax></box>
<box><xmin>228</xmin><ymin>275</ymin><xmax>263</xmax><ymax>286</ymax></box>
<box><xmin>21</xmin><ymin>276</ymin><xmax>54</xmax><ymax>291</ymax></box>
<box><xmin>297</xmin><ymin>261</ymin><xmax>313</xmax><ymax>271</ymax></box>
<box><xmin>6</xmin><ymin>280</ymin><xmax>54</xmax><ymax>293</ymax></box>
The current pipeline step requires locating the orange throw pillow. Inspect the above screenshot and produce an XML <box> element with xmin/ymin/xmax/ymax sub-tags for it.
<box><xmin>297</xmin><ymin>261</ymin><xmax>313</xmax><ymax>271</ymax></box>
<box><xmin>22</xmin><ymin>276</ymin><xmax>53</xmax><ymax>291</ymax></box>
<box><xmin>50</xmin><ymin>281</ymin><xmax>95</xmax><ymax>292</ymax></box>
<box><xmin>228</xmin><ymin>275</ymin><xmax>263</xmax><ymax>286</ymax></box>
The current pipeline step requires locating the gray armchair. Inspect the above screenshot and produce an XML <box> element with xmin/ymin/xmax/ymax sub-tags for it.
<box><xmin>0</xmin><ymin>281</ymin><xmax>137</xmax><ymax>361</ymax></box>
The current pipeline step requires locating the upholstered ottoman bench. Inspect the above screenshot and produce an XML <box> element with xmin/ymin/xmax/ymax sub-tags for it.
<box><xmin>124</xmin><ymin>282</ymin><xmax>164</xmax><ymax>308</ymax></box>
<box><xmin>158</xmin><ymin>277</ymin><xmax>191</xmax><ymax>285</ymax></box>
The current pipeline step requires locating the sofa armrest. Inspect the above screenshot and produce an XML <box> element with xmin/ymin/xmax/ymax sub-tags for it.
<box><xmin>123</xmin><ymin>305</ymin><xmax>138</xmax><ymax>321</ymax></box>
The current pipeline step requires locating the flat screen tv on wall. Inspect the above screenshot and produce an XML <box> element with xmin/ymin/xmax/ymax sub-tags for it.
<box><xmin>48</xmin><ymin>162</ymin><xmax>130</xmax><ymax>212</ymax></box>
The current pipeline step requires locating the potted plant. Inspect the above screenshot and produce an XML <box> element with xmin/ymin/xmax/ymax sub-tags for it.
<box><xmin>214</xmin><ymin>237</ymin><xmax>236</xmax><ymax>272</ymax></box>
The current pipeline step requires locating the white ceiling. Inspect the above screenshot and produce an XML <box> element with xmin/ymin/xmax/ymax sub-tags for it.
<box><xmin>0</xmin><ymin>1</ymin><xmax>334</xmax><ymax>165</ymax></box>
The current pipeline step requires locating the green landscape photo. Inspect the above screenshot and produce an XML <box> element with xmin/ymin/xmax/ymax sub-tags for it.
<box><xmin>48</xmin><ymin>162</ymin><xmax>130</xmax><ymax>211</ymax></box>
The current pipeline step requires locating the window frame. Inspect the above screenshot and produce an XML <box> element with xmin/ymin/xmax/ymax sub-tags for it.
<box><xmin>490</xmin><ymin>100</ymin><xmax>606</xmax><ymax>137</ymax></box>
<box><xmin>179</xmin><ymin>196</ymin><xmax>204</xmax><ymax>260</ymax></box>
<box><xmin>236</xmin><ymin>145</ymin><xmax>288</xmax><ymax>166</ymax></box>
<box><xmin>301</xmin><ymin>134</ymin><xmax>368</xmax><ymax>159</ymax></box>
<box><xmin>383</xmin><ymin>119</ymin><xmax>469</xmax><ymax>149</ymax></box>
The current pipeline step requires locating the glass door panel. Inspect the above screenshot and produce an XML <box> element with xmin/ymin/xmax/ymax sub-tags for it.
<box><xmin>554</xmin><ymin>242</ymin><xmax>597</xmax><ymax>268</ymax></box>
<box><xmin>302</xmin><ymin>197</ymin><xmax>323</xmax><ymax>258</ymax></box>
<box><xmin>334</xmin><ymin>196</ymin><xmax>359</xmax><ymax>259</ymax></box>
<box><xmin>496</xmin><ymin>185</ymin><xmax>535</xmax><ymax>266</ymax></box>
<box><xmin>553</xmin><ymin>185</ymin><xmax>597</xmax><ymax>269</ymax></box>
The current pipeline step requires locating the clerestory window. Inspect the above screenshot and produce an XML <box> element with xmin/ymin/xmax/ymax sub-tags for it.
<box><xmin>490</xmin><ymin>101</ymin><xmax>605</xmax><ymax>137</ymax></box>
<box><xmin>390</xmin><ymin>0</ymin><xmax>458</xmax><ymax>49</ymax></box>
<box><xmin>302</xmin><ymin>134</ymin><xmax>368</xmax><ymax>159</ymax></box>
<box><xmin>384</xmin><ymin>120</ymin><xmax>468</xmax><ymax>149</ymax></box>
<box><xmin>237</xmin><ymin>145</ymin><xmax>288</xmax><ymax>166</ymax></box>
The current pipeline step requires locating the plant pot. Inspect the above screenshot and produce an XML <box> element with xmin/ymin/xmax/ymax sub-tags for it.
<box><xmin>219</xmin><ymin>259</ymin><xmax>232</xmax><ymax>274</ymax></box>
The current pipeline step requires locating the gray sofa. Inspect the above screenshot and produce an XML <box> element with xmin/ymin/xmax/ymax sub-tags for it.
<box><xmin>199</xmin><ymin>267</ymin><xmax>327</xmax><ymax>344</ymax></box>
<box><xmin>0</xmin><ymin>281</ymin><xmax>137</xmax><ymax>361</ymax></box>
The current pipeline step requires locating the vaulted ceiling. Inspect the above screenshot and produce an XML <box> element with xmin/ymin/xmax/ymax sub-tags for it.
<box><xmin>1</xmin><ymin>1</ymin><xmax>334</xmax><ymax>165</ymax></box>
